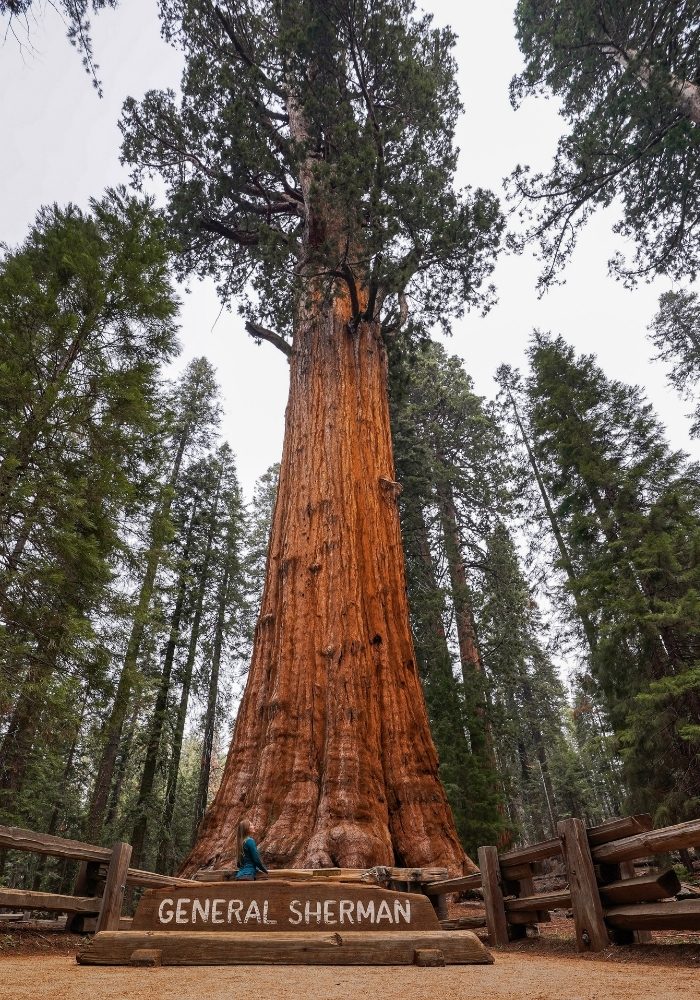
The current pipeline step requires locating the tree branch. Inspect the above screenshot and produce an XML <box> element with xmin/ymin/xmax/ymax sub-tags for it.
<box><xmin>245</xmin><ymin>320</ymin><xmax>292</xmax><ymax>357</ymax></box>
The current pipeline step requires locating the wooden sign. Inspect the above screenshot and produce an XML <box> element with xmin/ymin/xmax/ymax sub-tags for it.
<box><xmin>132</xmin><ymin>879</ymin><xmax>439</xmax><ymax>933</ymax></box>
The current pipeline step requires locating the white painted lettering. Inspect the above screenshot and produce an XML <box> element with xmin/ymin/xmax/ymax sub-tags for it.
<box><xmin>394</xmin><ymin>899</ymin><xmax>411</xmax><ymax>924</ymax></box>
<box><xmin>211</xmin><ymin>899</ymin><xmax>224</xmax><ymax>925</ymax></box>
<box><xmin>262</xmin><ymin>900</ymin><xmax>277</xmax><ymax>925</ymax></box>
<box><xmin>192</xmin><ymin>899</ymin><xmax>211</xmax><ymax>924</ymax></box>
<box><xmin>339</xmin><ymin>900</ymin><xmax>354</xmax><ymax>924</ymax></box>
<box><xmin>244</xmin><ymin>900</ymin><xmax>262</xmax><ymax>924</ymax></box>
<box><xmin>323</xmin><ymin>900</ymin><xmax>337</xmax><ymax>924</ymax></box>
<box><xmin>175</xmin><ymin>898</ymin><xmax>190</xmax><ymax>924</ymax></box>
<box><xmin>158</xmin><ymin>899</ymin><xmax>174</xmax><ymax>924</ymax></box>
<box><xmin>304</xmin><ymin>901</ymin><xmax>322</xmax><ymax>924</ymax></box>
<box><xmin>288</xmin><ymin>900</ymin><xmax>303</xmax><ymax>925</ymax></box>
<box><xmin>227</xmin><ymin>899</ymin><xmax>244</xmax><ymax>924</ymax></box>
<box><xmin>356</xmin><ymin>901</ymin><xmax>375</xmax><ymax>923</ymax></box>
<box><xmin>375</xmin><ymin>900</ymin><xmax>393</xmax><ymax>923</ymax></box>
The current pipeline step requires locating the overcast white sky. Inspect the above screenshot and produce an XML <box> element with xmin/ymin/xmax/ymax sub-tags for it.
<box><xmin>2</xmin><ymin>0</ymin><xmax>698</xmax><ymax>497</ymax></box>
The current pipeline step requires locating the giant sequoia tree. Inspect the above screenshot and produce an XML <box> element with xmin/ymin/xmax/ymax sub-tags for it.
<box><xmin>123</xmin><ymin>0</ymin><xmax>501</xmax><ymax>872</ymax></box>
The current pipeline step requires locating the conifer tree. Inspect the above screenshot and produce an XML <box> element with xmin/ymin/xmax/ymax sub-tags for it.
<box><xmin>0</xmin><ymin>192</ymin><xmax>179</xmax><ymax>820</ymax></box>
<box><xmin>525</xmin><ymin>333</ymin><xmax>700</xmax><ymax>819</ymax></box>
<box><xmin>389</xmin><ymin>341</ymin><xmax>508</xmax><ymax>850</ymax></box>
<box><xmin>86</xmin><ymin>357</ymin><xmax>220</xmax><ymax>840</ymax></box>
<box><xmin>123</xmin><ymin>0</ymin><xmax>501</xmax><ymax>871</ymax></box>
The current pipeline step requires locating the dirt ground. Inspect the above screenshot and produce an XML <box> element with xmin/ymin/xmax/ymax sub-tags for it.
<box><xmin>2</xmin><ymin>902</ymin><xmax>699</xmax><ymax>999</ymax></box>
<box><xmin>0</xmin><ymin>950</ymin><xmax>697</xmax><ymax>1000</ymax></box>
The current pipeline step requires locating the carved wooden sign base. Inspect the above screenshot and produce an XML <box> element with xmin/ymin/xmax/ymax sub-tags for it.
<box><xmin>76</xmin><ymin>880</ymin><xmax>494</xmax><ymax>967</ymax></box>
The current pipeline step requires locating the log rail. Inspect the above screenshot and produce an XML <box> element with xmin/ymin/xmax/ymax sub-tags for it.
<box><xmin>477</xmin><ymin>813</ymin><xmax>700</xmax><ymax>953</ymax></box>
<box><xmin>0</xmin><ymin>824</ymin><xmax>200</xmax><ymax>932</ymax></box>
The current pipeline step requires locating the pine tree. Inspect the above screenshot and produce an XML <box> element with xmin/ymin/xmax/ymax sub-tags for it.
<box><xmin>123</xmin><ymin>0</ymin><xmax>502</xmax><ymax>871</ymax></box>
<box><xmin>0</xmin><ymin>191</ymin><xmax>179</xmax><ymax>821</ymax></box>
<box><xmin>525</xmin><ymin>333</ymin><xmax>700</xmax><ymax>820</ymax></box>
<box><xmin>389</xmin><ymin>340</ymin><xmax>508</xmax><ymax>851</ymax></box>
<box><xmin>86</xmin><ymin>356</ymin><xmax>221</xmax><ymax>841</ymax></box>
<box><xmin>192</xmin><ymin>449</ymin><xmax>247</xmax><ymax>841</ymax></box>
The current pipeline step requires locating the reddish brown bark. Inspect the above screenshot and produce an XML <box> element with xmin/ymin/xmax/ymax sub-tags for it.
<box><xmin>181</xmin><ymin>289</ymin><xmax>471</xmax><ymax>875</ymax></box>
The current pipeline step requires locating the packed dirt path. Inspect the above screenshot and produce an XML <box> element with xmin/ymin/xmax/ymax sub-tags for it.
<box><xmin>1</xmin><ymin>951</ymin><xmax>695</xmax><ymax>1000</ymax></box>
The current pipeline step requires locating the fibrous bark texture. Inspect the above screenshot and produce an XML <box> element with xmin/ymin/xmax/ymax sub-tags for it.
<box><xmin>182</xmin><ymin>291</ymin><xmax>471</xmax><ymax>875</ymax></box>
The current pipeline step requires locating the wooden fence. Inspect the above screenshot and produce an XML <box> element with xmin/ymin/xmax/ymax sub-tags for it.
<box><xmin>421</xmin><ymin>814</ymin><xmax>700</xmax><ymax>952</ymax></box>
<box><xmin>0</xmin><ymin>825</ymin><xmax>200</xmax><ymax>932</ymax></box>
<box><xmin>1</xmin><ymin>815</ymin><xmax>699</xmax><ymax>951</ymax></box>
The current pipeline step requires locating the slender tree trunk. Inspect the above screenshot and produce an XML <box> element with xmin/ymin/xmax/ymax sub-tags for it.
<box><xmin>130</xmin><ymin>496</ymin><xmax>199</xmax><ymax>867</ymax></box>
<box><xmin>507</xmin><ymin>389</ymin><xmax>599</xmax><ymax>655</ymax></box>
<box><xmin>191</xmin><ymin>555</ymin><xmax>231</xmax><ymax>842</ymax></box>
<box><xmin>435</xmin><ymin>479</ymin><xmax>493</xmax><ymax>758</ymax></box>
<box><xmin>156</xmin><ymin>477</ymin><xmax>221</xmax><ymax>872</ymax></box>
<box><xmin>182</xmin><ymin>289</ymin><xmax>469</xmax><ymax>874</ymax></box>
<box><xmin>86</xmin><ymin>425</ymin><xmax>190</xmax><ymax>841</ymax></box>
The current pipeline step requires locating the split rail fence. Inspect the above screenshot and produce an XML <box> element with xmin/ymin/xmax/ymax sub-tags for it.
<box><xmin>0</xmin><ymin>825</ymin><xmax>201</xmax><ymax>932</ymax></box>
<box><xmin>424</xmin><ymin>813</ymin><xmax>700</xmax><ymax>952</ymax></box>
<box><xmin>1</xmin><ymin>814</ymin><xmax>699</xmax><ymax>952</ymax></box>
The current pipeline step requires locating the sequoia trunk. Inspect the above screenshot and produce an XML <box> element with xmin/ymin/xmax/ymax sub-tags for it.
<box><xmin>182</xmin><ymin>290</ymin><xmax>470</xmax><ymax>875</ymax></box>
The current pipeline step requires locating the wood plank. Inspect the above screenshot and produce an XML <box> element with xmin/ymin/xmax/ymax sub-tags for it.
<box><xmin>0</xmin><ymin>825</ymin><xmax>111</xmax><ymax>864</ymax></box>
<box><xmin>125</xmin><ymin>869</ymin><xmax>200</xmax><ymax>889</ymax></box>
<box><xmin>414</xmin><ymin>948</ymin><xmax>445</xmax><ymax>966</ymax></box>
<box><xmin>96</xmin><ymin>841</ymin><xmax>132</xmax><ymax>933</ymax></box>
<box><xmin>500</xmin><ymin>862</ymin><xmax>534</xmax><ymax>881</ymax></box>
<box><xmin>499</xmin><ymin>838</ymin><xmax>561</xmax><ymax>874</ymax></box>
<box><xmin>82</xmin><ymin>916</ymin><xmax>134</xmax><ymax>933</ymax></box>
<box><xmin>0</xmin><ymin>887</ymin><xmax>101</xmax><ymax>914</ymax></box>
<box><xmin>424</xmin><ymin>874</ymin><xmax>482</xmax><ymax>896</ymax></box>
<box><xmin>439</xmin><ymin>915</ymin><xmax>487</xmax><ymax>930</ymax></box>
<box><xmin>478</xmin><ymin>846</ymin><xmax>509</xmax><ymax>947</ymax></box>
<box><xmin>76</xmin><ymin>929</ymin><xmax>494</xmax><ymax>966</ymax></box>
<box><xmin>507</xmin><ymin>911</ymin><xmax>552</xmax><ymax>925</ymax></box>
<box><xmin>593</xmin><ymin>819</ymin><xmax>700</xmax><ymax>864</ymax></box>
<box><xmin>131</xmin><ymin>881</ymin><xmax>440</xmax><ymax>932</ymax></box>
<box><xmin>558</xmin><ymin>817</ymin><xmax>609</xmax><ymax>953</ymax></box>
<box><xmin>130</xmin><ymin>948</ymin><xmax>162</xmax><ymax>967</ymax></box>
<box><xmin>505</xmin><ymin>889</ymin><xmax>572</xmax><ymax>912</ymax></box>
<box><xmin>599</xmin><ymin>869</ymin><xmax>681</xmax><ymax>906</ymax></box>
<box><xmin>604</xmin><ymin>900</ymin><xmax>700</xmax><ymax>932</ymax></box>
<box><xmin>586</xmin><ymin>815</ymin><xmax>653</xmax><ymax>847</ymax></box>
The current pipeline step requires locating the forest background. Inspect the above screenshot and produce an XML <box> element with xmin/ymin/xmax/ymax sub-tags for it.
<box><xmin>1</xmin><ymin>0</ymin><xmax>699</xmax><ymax>885</ymax></box>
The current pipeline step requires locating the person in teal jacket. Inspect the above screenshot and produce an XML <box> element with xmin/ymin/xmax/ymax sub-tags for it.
<box><xmin>234</xmin><ymin>819</ymin><xmax>268</xmax><ymax>880</ymax></box>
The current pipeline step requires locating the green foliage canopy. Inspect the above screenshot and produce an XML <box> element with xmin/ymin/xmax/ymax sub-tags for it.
<box><xmin>510</xmin><ymin>1</ymin><xmax>700</xmax><ymax>288</ymax></box>
<box><xmin>121</xmin><ymin>0</ymin><xmax>501</xmax><ymax>340</ymax></box>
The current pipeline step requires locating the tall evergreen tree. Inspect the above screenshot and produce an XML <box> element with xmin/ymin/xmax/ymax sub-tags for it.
<box><xmin>0</xmin><ymin>191</ymin><xmax>179</xmax><ymax>820</ymax></box>
<box><xmin>123</xmin><ymin>0</ymin><xmax>501</xmax><ymax>872</ymax></box>
<box><xmin>525</xmin><ymin>333</ymin><xmax>700</xmax><ymax>820</ymax></box>
<box><xmin>86</xmin><ymin>356</ymin><xmax>220</xmax><ymax>840</ymax></box>
<box><xmin>390</xmin><ymin>341</ymin><xmax>508</xmax><ymax>851</ymax></box>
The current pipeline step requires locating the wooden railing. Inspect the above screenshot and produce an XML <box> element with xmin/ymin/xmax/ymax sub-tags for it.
<box><xmin>0</xmin><ymin>825</ymin><xmax>200</xmax><ymax>932</ymax></box>
<box><xmin>2</xmin><ymin>815</ymin><xmax>698</xmax><ymax>950</ymax></box>
<box><xmin>448</xmin><ymin>814</ymin><xmax>700</xmax><ymax>952</ymax></box>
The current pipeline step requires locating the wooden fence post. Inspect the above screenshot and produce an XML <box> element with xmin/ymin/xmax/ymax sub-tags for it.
<box><xmin>478</xmin><ymin>846</ymin><xmax>509</xmax><ymax>947</ymax></box>
<box><xmin>96</xmin><ymin>842</ymin><xmax>132</xmax><ymax>932</ymax></box>
<box><xmin>557</xmin><ymin>818</ymin><xmax>609</xmax><ymax>953</ymax></box>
